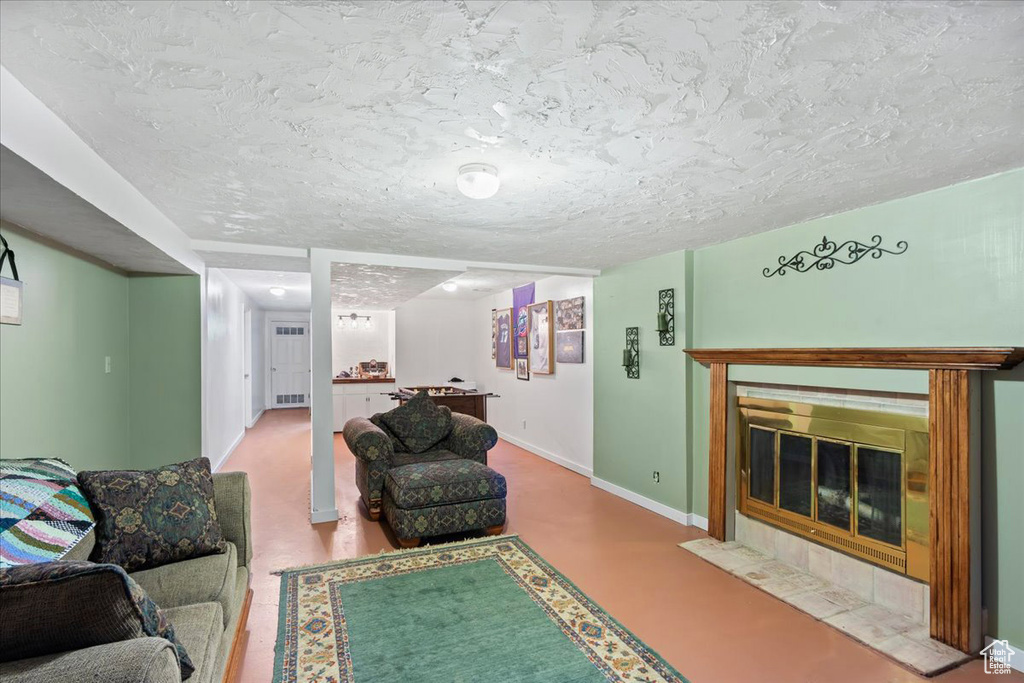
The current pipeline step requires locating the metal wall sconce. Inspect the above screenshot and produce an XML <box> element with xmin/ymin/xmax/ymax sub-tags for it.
<box><xmin>623</xmin><ymin>327</ymin><xmax>639</xmax><ymax>379</ymax></box>
<box><xmin>337</xmin><ymin>312</ymin><xmax>373</xmax><ymax>329</ymax></box>
<box><xmin>657</xmin><ymin>288</ymin><xmax>674</xmax><ymax>346</ymax></box>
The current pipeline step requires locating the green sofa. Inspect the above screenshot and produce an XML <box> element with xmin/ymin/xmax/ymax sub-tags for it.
<box><xmin>0</xmin><ymin>472</ymin><xmax>253</xmax><ymax>683</ymax></box>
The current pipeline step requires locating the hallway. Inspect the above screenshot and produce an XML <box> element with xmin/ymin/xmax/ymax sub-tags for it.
<box><xmin>223</xmin><ymin>409</ymin><xmax>998</xmax><ymax>682</ymax></box>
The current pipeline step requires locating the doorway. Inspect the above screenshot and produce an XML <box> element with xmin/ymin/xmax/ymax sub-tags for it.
<box><xmin>270</xmin><ymin>321</ymin><xmax>311</xmax><ymax>408</ymax></box>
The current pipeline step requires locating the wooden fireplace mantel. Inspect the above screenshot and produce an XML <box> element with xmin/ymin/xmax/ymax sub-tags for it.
<box><xmin>684</xmin><ymin>346</ymin><xmax>1023</xmax><ymax>654</ymax></box>
<box><xmin>684</xmin><ymin>346</ymin><xmax>1024</xmax><ymax>370</ymax></box>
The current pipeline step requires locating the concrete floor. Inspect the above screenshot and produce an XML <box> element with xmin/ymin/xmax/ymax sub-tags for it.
<box><xmin>224</xmin><ymin>408</ymin><xmax>1008</xmax><ymax>682</ymax></box>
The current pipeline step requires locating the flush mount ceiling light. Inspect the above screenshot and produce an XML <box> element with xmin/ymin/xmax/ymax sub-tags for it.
<box><xmin>456</xmin><ymin>163</ymin><xmax>500</xmax><ymax>199</ymax></box>
<box><xmin>269</xmin><ymin>287</ymin><xmax>286</xmax><ymax>297</ymax></box>
<box><xmin>442</xmin><ymin>282</ymin><xmax>458</xmax><ymax>292</ymax></box>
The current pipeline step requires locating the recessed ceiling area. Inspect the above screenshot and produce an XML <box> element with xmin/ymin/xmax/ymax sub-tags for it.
<box><xmin>417</xmin><ymin>269</ymin><xmax>555</xmax><ymax>300</ymax></box>
<box><xmin>331</xmin><ymin>263</ymin><xmax>460</xmax><ymax>310</ymax></box>
<box><xmin>0</xmin><ymin>145</ymin><xmax>192</xmax><ymax>274</ymax></box>
<box><xmin>219</xmin><ymin>269</ymin><xmax>310</xmax><ymax>310</ymax></box>
<box><xmin>1</xmin><ymin>2</ymin><xmax>1021</xmax><ymax>270</ymax></box>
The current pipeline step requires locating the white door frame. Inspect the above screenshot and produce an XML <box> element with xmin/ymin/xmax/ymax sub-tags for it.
<box><xmin>265</xmin><ymin>312</ymin><xmax>312</xmax><ymax>410</ymax></box>
<box><xmin>243</xmin><ymin>307</ymin><xmax>253</xmax><ymax>427</ymax></box>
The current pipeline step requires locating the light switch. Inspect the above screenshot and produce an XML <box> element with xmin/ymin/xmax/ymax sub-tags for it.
<box><xmin>105</xmin><ymin>356</ymin><xmax>112</xmax><ymax>374</ymax></box>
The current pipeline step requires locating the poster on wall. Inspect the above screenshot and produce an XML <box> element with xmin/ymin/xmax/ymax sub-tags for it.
<box><xmin>491</xmin><ymin>309</ymin><xmax>497</xmax><ymax>359</ymax></box>
<box><xmin>495</xmin><ymin>308</ymin><xmax>512</xmax><ymax>369</ymax></box>
<box><xmin>556</xmin><ymin>330</ymin><xmax>584</xmax><ymax>364</ymax></box>
<box><xmin>555</xmin><ymin>296</ymin><xmax>585</xmax><ymax>364</ymax></box>
<box><xmin>555</xmin><ymin>296</ymin><xmax>584</xmax><ymax>332</ymax></box>
<box><xmin>512</xmin><ymin>282</ymin><xmax>535</xmax><ymax>359</ymax></box>
<box><xmin>516</xmin><ymin>357</ymin><xmax>529</xmax><ymax>381</ymax></box>
<box><xmin>528</xmin><ymin>301</ymin><xmax>554</xmax><ymax>375</ymax></box>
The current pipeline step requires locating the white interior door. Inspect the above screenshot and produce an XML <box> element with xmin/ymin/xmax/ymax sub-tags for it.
<box><xmin>271</xmin><ymin>322</ymin><xmax>310</xmax><ymax>408</ymax></box>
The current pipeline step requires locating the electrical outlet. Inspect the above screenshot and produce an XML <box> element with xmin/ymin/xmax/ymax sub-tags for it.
<box><xmin>104</xmin><ymin>356</ymin><xmax>112</xmax><ymax>374</ymax></box>
<box><xmin>522</xmin><ymin>419</ymin><xmax>527</xmax><ymax>430</ymax></box>
<box><xmin>653</xmin><ymin>471</ymin><xmax>660</xmax><ymax>483</ymax></box>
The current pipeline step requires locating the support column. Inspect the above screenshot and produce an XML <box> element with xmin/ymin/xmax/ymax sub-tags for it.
<box><xmin>928</xmin><ymin>369</ymin><xmax>980</xmax><ymax>653</ymax></box>
<box><xmin>308</xmin><ymin>249</ymin><xmax>337</xmax><ymax>524</ymax></box>
<box><xmin>707</xmin><ymin>362</ymin><xmax>728</xmax><ymax>541</ymax></box>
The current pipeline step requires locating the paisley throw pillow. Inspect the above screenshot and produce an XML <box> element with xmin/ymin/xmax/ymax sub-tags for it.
<box><xmin>380</xmin><ymin>390</ymin><xmax>453</xmax><ymax>454</ymax></box>
<box><xmin>78</xmin><ymin>457</ymin><xmax>225</xmax><ymax>572</ymax></box>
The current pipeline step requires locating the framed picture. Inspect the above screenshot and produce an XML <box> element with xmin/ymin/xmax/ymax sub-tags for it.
<box><xmin>491</xmin><ymin>309</ymin><xmax>497</xmax><ymax>359</ymax></box>
<box><xmin>495</xmin><ymin>308</ymin><xmax>513</xmax><ymax>369</ymax></box>
<box><xmin>555</xmin><ymin>330</ymin><xmax>584</xmax><ymax>364</ymax></box>
<box><xmin>527</xmin><ymin>300</ymin><xmax>554</xmax><ymax>375</ymax></box>
<box><xmin>555</xmin><ymin>296</ymin><xmax>584</xmax><ymax>331</ymax></box>
<box><xmin>516</xmin><ymin>357</ymin><xmax>529</xmax><ymax>381</ymax></box>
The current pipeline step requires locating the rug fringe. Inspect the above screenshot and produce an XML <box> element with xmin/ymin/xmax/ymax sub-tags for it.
<box><xmin>270</xmin><ymin>534</ymin><xmax>521</xmax><ymax>575</ymax></box>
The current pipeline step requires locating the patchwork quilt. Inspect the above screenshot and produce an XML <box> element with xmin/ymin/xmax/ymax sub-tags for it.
<box><xmin>0</xmin><ymin>458</ymin><xmax>95</xmax><ymax>567</ymax></box>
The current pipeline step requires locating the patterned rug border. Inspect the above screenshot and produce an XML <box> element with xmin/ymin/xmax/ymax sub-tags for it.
<box><xmin>273</xmin><ymin>534</ymin><xmax>688</xmax><ymax>683</ymax></box>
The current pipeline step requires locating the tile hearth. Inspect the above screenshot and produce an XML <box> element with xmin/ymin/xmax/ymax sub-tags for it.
<box><xmin>681</xmin><ymin>537</ymin><xmax>973</xmax><ymax>676</ymax></box>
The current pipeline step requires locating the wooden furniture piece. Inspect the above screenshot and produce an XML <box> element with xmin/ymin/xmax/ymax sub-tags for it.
<box><xmin>393</xmin><ymin>386</ymin><xmax>496</xmax><ymax>422</ymax></box>
<box><xmin>684</xmin><ymin>347</ymin><xmax>1024</xmax><ymax>654</ymax></box>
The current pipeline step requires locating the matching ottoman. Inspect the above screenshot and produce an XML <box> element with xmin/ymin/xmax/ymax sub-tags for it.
<box><xmin>382</xmin><ymin>459</ymin><xmax>507</xmax><ymax>547</ymax></box>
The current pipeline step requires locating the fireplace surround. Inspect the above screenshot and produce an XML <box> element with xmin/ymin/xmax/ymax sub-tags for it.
<box><xmin>684</xmin><ymin>347</ymin><xmax>1024</xmax><ymax>654</ymax></box>
<box><xmin>737</xmin><ymin>396</ymin><xmax>929</xmax><ymax>582</ymax></box>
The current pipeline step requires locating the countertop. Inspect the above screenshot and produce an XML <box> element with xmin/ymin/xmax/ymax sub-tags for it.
<box><xmin>332</xmin><ymin>377</ymin><xmax>396</xmax><ymax>384</ymax></box>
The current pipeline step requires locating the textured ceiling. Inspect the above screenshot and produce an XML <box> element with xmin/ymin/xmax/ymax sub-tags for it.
<box><xmin>196</xmin><ymin>250</ymin><xmax>310</xmax><ymax>273</ymax></box>
<box><xmin>0</xmin><ymin>145</ymin><xmax>191</xmax><ymax>274</ymax></box>
<box><xmin>331</xmin><ymin>263</ymin><xmax>459</xmax><ymax>309</ymax></box>
<box><xmin>219</xmin><ymin>268</ymin><xmax>311</xmax><ymax>310</ymax></box>
<box><xmin>1</xmin><ymin>1</ymin><xmax>1022</xmax><ymax>269</ymax></box>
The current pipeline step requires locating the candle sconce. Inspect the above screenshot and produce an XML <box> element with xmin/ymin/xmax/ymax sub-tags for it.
<box><xmin>623</xmin><ymin>327</ymin><xmax>639</xmax><ymax>379</ymax></box>
<box><xmin>657</xmin><ymin>288</ymin><xmax>674</xmax><ymax>346</ymax></box>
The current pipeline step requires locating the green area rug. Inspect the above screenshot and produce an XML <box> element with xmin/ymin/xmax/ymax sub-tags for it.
<box><xmin>274</xmin><ymin>535</ymin><xmax>687</xmax><ymax>682</ymax></box>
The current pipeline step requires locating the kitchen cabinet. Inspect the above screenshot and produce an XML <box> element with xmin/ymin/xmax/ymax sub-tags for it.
<box><xmin>332</xmin><ymin>380</ymin><xmax>396</xmax><ymax>431</ymax></box>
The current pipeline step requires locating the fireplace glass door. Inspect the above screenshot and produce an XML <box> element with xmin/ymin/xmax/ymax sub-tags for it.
<box><xmin>778</xmin><ymin>433</ymin><xmax>812</xmax><ymax>517</ymax></box>
<box><xmin>856</xmin><ymin>446</ymin><xmax>903</xmax><ymax>547</ymax></box>
<box><xmin>817</xmin><ymin>439</ymin><xmax>852</xmax><ymax>531</ymax></box>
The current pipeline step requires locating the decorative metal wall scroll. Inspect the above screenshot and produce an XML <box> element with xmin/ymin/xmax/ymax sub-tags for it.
<box><xmin>624</xmin><ymin>327</ymin><xmax>639</xmax><ymax>379</ymax></box>
<box><xmin>762</xmin><ymin>235</ymin><xmax>908</xmax><ymax>278</ymax></box>
<box><xmin>657</xmin><ymin>288</ymin><xmax>674</xmax><ymax>346</ymax></box>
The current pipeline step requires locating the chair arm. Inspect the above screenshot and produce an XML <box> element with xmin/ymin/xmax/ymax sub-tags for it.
<box><xmin>442</xmin><ymin>413</ymin><xmax>498</xmax><ymax>461</ymax></box>
<box><xmin>0</xmin><ymin>637</ymin><xmax>181</xmax><ymax>683</ymax></box>
<box><xmin>212</xmin><ymin>471</ymin><xmax>252</xmax><ymax>569</ymax></box>
<box><xmin>343</xmin><ymin>418</ymin><xmax>394</xmax><ymax>465</ymax></box>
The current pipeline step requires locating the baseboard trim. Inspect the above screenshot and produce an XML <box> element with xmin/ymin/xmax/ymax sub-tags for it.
<box><xmin>247</xmin><ymin>408</ymin><xmax>265</xmax><ymax>429</ymax></box>
<box><xmin>496</xmin><ymin>431</ymin><xmax>593</xmax><ymax>478</ymax></box>
<box><xmin>210</xmin><ymin>429</ymin><xmax>245</xmax><ymax>473</ymax></box>
<box><xmin>984</xmin><ymin>636</ymin><xmax>1024</xmax><ymax>673</ymax></box>
<box><xmin>590</xmin><ymin>477</ymin><xmax>707</xmax><ymax>529</ymax></box>
<box><xmin>310</xmin><ymin>507</ymin><xmax>339</xmax><ymax>524</ymax></box>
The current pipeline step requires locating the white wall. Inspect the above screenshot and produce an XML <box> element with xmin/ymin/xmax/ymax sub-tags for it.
<box><xmin>395</xmin><ymin>298</ymin><xmax>477</xmax><ymax>387</ymax></box>
<box><xmin>331</xmin><ymin>308</ymin><xmax>394</xmax><ymax>376</ymax></box>
<box><xmin>205</xmin><ymin>267</ymin><xmax>250</xmax><ymax>470</ymax></box>
<box><xmin>474</xmin><ymin>276</ymin><xmax>594</xmax><ymax>475</ymax></box>
<box><xmin>249</xmin><ymin>306</ymin><xmax>266</xmax><ymax>423</ymax></box>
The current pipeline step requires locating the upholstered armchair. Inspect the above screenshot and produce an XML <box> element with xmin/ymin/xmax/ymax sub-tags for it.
<box><xmin>343</xmin><ymin>396</ymin><xmax>498</xmax><ymax>520</ymax></box>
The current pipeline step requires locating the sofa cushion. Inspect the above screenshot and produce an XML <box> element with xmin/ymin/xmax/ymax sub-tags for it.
<box><xmin>78</xmin><ymin>457</ymin><xmax>226</xmax><ymax>572</ymax></box>
<box><xmin>391</xmin><ymin>449</ymin><xmax>465</xmax><ymax>468</ymax></box>
<box><xmin>0</xmin><ymin>637</ymin><xmax>182</xmax><ymax>683</ymax></box>
<box><xmin>379</xmin><ymin>391</ymin><xmax>453</xmax><ymax>454</ymax></box>
<box><xmin>385</xmin><ymin>460</ymin><xmax>507</xmax><ymax>509</ymax></box>
<box><xmin>369</xmin><ymin>413</ymin><xmax>408</xmax><ymax>453</ymax></box>
<box><xmin>0</xmin><ymin>560</ymin><xmax>194</xmax><ymax>679</ymax></box>
<box><xmin>162</xmin><ymin>602</ymin><xmax>223</xmax><ymax>683</ymax></box>
<box><xmin>130</xmin><ymin>542</ymin><xmax>237</xmax><ymax>628</ymax></box>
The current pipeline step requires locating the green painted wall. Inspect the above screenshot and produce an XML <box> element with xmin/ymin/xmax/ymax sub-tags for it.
<box><xmin>0</xmin><ymin>224</ymin><xmax>203</xmax><ymax>473</ymax></box>
<box><xmin>595</xmin><ymin>169</ymin><xmax>1023</xmax><ymax>645</ymax></box>
<box><xmin>0</xmin><ymin>224</ymin><xmax>130</xmax><ymax>470</ymax></box>
<box><xmin>593</xmin><ymin>250</ymin><xmax>694</xmax><ymax>512</ymax></box>
<box><xmin>128</xmin><ymin>275</ymin><xmax>202</xmax><ymax>469</ymax></box>
<box><xmin>691</xmin><ymin>169</ymin><xmax>1024</xmax><ymax>643</ymax></box>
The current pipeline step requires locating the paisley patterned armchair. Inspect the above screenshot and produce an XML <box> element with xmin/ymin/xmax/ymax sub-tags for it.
<box><xmin>342</xmin><ymin>391</ymin><xmax>498</xmax><ymax>520</ymax></box>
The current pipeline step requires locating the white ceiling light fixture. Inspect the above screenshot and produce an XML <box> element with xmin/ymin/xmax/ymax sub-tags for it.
<box><xmin>456</xmin><ymin>163</ymin><xmax>500</xmax><ymax>199</ymax></box>
<box><xmin>269</xmin><ymin>286</ymin><xmax>286</xmax><ymax>297</ymax></box>
<box><xmin>442</xmin><ymin>282</ymin><xmax>458</xmax><ymax>292</ymax></box>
